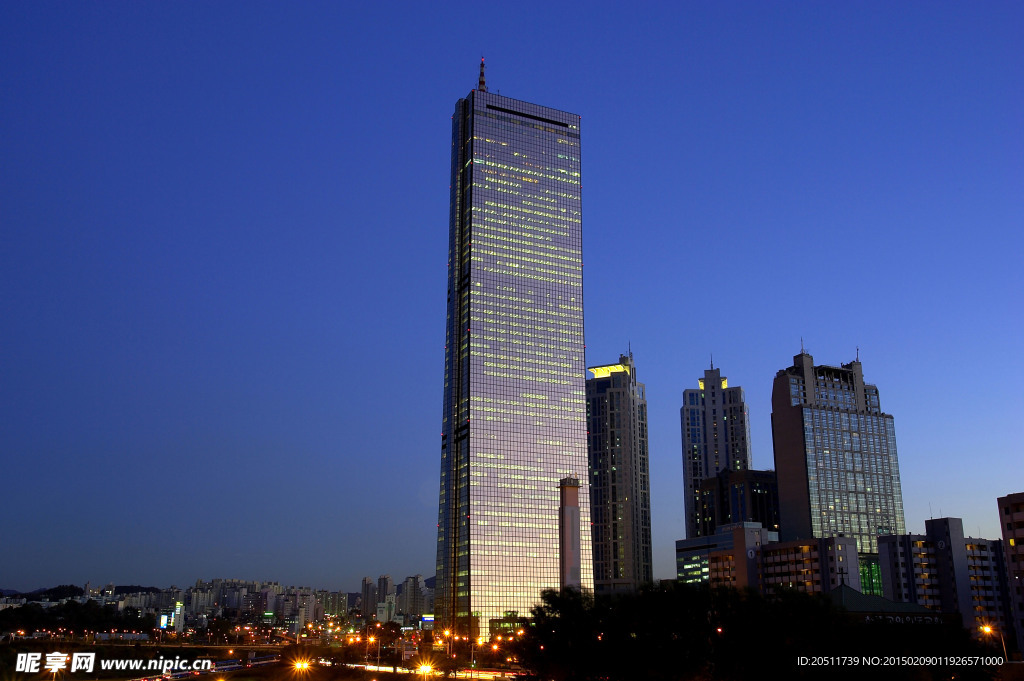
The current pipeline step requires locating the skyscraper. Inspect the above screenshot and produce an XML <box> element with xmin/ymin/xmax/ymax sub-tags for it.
<box><xmin>771</xmin><ymin>351</ymin><xmax>906</xmax><ymax>594</ymax></box>
<box><xmin>436</xmin><ymin>64</ymin><xmax>592</xmax><ymax>636</ymax></box>
<box><xmin>680</xmin><ymin>365</ymin><xmax>753</xmax><ymax>539</ymax></box>
<box><xmin>586</xmin><ymin>354</ymin><xmax>652</xmax><ymax>593</ymax></box>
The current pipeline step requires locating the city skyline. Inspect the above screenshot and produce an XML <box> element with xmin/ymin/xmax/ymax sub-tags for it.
<box><xmin>2</xmin><ymin>3</ymin><xmax>1022</xmax><ymax>592</ymax></box>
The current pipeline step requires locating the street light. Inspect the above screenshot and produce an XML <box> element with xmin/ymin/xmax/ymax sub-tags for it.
<box><xmin>980</xmin><ymin>624</ymin><xmax>1008</xmax><ymax>660</ymax></box>
<box><xmin>471</xmin><ymin>636</ymin><xmax>484</xmax><ymax>674</ymax></box>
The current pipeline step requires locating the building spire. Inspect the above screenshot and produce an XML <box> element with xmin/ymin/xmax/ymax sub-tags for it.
<box><xmin>478</xmin><ymin>57</ymin><xmax>487</xmax><ymax>92</ymax></box>
<box><xmin>710</xmin><ymin>352</ymin><xmax>714</xmax><ymax>370</ymax></box>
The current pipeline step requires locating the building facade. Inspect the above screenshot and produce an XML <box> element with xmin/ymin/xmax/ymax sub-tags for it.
<box><xmin>397</xmin><ymin>575</ymin><xmax>425</xmax><ymax>619</ymax></box>
<box><xmin>771</xmin><ymin>351</ymin><xmax>906</xmax><ymax>594</ymax></box>
<box><xmin>676</xmin><ymin>522</ymin><xmax>778</xmax><ymax>586</ymax></box>
<box><xmin>675</xmin><ymin>522</ymin><xmax>860</xmax><ymax>596</ymax></box>
<box><xmin>376</xmin><ymin>574</ymin><xmax>394</xmax><ymax>615</ymax></box>
<box><xmin>759</xmin><ymin>535</ymin><xmax>862</xmax><ymax>594</ymax></box>
<box><xmin>878</xmin><ymin>517</ymin><xmax>1012</xmax><ymax>638</ymax></box>
<box><xmin>696</xmin><ymin>467</ymin><xmax>780</xmax><ymax>538</ymax></box>
<box><xmin>360</xmin><ymin>577</ymin><xmax>376</xmax><ymax>620</ymax></box>
<box><xmin>586</xmin><ymin>355</ymin><xmax>652</xmax><ymax>593</ymax></box>
<box><xmin>998</xmin><ymin>493</ymin><xmax>1024</xmax><ymax>654</ymax></box>
<box><xmin>436</xmin><ymin>68</ymin><xmax>592</xmax><ymax>636</ymax></box>
<box><xmin>681</xmin><ymin>366</ymin><xmax>753</xmax><ymax>539</ymax></box>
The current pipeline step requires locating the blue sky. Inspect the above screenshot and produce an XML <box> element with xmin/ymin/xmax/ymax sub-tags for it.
<box><xmin>2</xmin><ymin>1</ymin><xmax>1021</xmax><ymax>593</ymax></box>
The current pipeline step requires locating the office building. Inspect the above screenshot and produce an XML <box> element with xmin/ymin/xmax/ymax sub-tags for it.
<box><xmin>998</xmin><ymin>493</ymin><xmax>1024</xmax><ymax>654</ymax></box>
<box><xmin>436</xmin><ymin>63</ymin><xmax>592</xmax><ymax>635</ymax></box>
<box><xmin>585</xmin><ymin>354</ymin><xmax>652</xmax><ymax>593</ymax></box>
<box><xmin>681</xmin><ymin>366</ymin><xmax>753</xmax><ymax>539</ymax></box>
<box><xmin>771</xmin><ymin>351</ymin><xmax>906</xmax><ymax>594</ymax></box>
<box><xmin>696</xmin><ymin>467</ymin><xmax>780</xmax><ymax>537</ymax></box>
<box><xmin>676</xmin><ymin>521</ymin><xmax>778</xmax><ymax>586</ymax></box>
<box><xmin>878</xmin><ymin>517</ymin><xmax>1012</xmax><ymax>638</ymax></box>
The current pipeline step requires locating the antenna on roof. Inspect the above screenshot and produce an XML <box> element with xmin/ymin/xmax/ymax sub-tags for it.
<box><xmin>710</xmin><ymin>352</ymin><xmax>714</xmax><ymax>370</ymax></box>
<box><xmin>856</xmin><ymin>346</ymin><xmax>860</xmax><ymax>362</ymax></box>
<box><xmin>478</xmin><ymin>57</ymin><xmax>487</xmax><ymax>92</ymax></box>
<box><xmin>800</xmin><ymin>337</ymin><xmax>805</xmax><ymax>354</ymax></box>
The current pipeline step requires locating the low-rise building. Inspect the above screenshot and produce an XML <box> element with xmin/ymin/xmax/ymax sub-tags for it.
<box><xmin>878</xmin><ymin>517</ymin><xmax>1012</xmax><ymax>639</ymax></box>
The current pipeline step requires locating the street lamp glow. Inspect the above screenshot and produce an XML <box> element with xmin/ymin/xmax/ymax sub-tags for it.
<box><xmin>979</xmin><ymin>624</ymin><xmax>1008</xmax><ymax>659</ymax></box>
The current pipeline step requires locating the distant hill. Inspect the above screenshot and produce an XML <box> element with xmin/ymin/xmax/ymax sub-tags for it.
<box><xmin>2</xmin><ymin>585</ymin><xmax>164</xmax><ymax>599</ymax></box>
<box><xmin>3</xmin><ymin>585</ymin><xmax>85</xmax><ymax>600</ymax></box>
<box><xmin>111</xmin><ymin>585</ymin><xmax>161</xmax><ymax>595</ymax></box>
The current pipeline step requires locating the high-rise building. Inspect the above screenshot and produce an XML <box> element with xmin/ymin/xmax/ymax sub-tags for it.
<box><xmin>436</xmin><ymin>63</ymin><xmax>592</xmax><ymax>636</ymax></box>
<box><xmin>771</xmin><ymin>351</ymin><xmax>906</xmax><ymax>594</ymax></box>
<box><xmin>681</xmin><ymin>365</ymin><xmax>753</xmax><ymax>539</ymax></box>
<box><xmin>397</xmin><ymin>575</ymin><xmax>425</xmax><ymax>618</ymax></box>
<box><xmin>586</xmin><ymin>354</ymin><xmax>652</xmax><ymax>593</ymax></box>
<box><xmin>376</xmin><ymin>574</ymin><xmax>394</xmax><ymax>614</ymax></box>
<box><xmin>997</xmin><ymin>492</ymin><xmax>1024</xmax><ymax>655</ymax></box>
<box><xmin>322</xmin><ymin>591</ymin><xmax>349</xmax><ymax>618</ymax></box>
<box><xmin>360</xmin><ymin>577</ymin><xmax>377</xmax><ymax>620</ymax></box>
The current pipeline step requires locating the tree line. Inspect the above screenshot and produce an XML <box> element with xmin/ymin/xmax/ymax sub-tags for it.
<box><xmin>510</xmin><ymin>582</ymin><xmax>998</xmax><ymax>681</ymax></box>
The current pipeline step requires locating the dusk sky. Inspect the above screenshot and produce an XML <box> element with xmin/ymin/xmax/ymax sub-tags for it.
<box><xmin>2</xmin><ymin>2</ymin><xmax>1021</xmax><ymax>594</ymax></box>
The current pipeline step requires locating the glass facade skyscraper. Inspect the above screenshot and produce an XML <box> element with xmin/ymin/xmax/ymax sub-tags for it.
<box><xmin>436</xmin><ymin>76</ymin><xmax>592</xmax><ymax>636</ymax></box>
<box><xmin>771</xmin><ymin>351</ymin><xmax>906</xmax><ymax>594</ymax></box>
